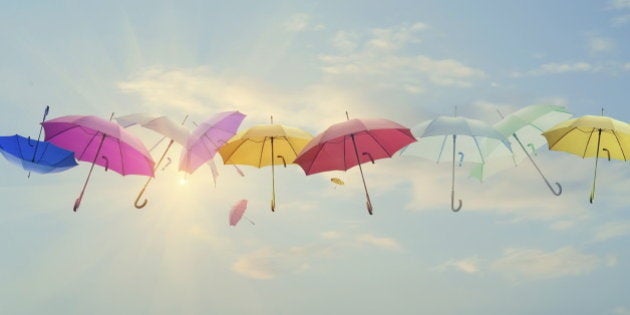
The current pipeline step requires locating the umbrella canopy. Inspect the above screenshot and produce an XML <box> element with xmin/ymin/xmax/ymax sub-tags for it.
<box><xmin>180</xmin><ymin>111</ymin><xmax>246</xmax><ymax>174</ymax></box>
<box><xmin>0</xmin><ymin>134</ymin><xmax>77</xmax><ymax>174</ymax></box>
<box><xmin>470</xmin><ymin>105</ymin><xmax>572</xmax><ymax>196</ymax></box>
<box><xmin>116</xmin><ymin>113</ymin><xmax>191</xmax><ymax>209</ymax></box>
<box><xmin>295</xmin><ymin>114</ymin><xmax>416</xmax><ymax>215</ymax></box>
<box><xmin>43</xmin><ymin>114</ymin><xmax>155</xmax><ymax>211</ymax></box>
<box><xmin>219</xmin><ymin>119</ymin><xmax>313</xmax><ymax>211</ymax></box>
<box><xmin>542</xmin><ymin>114</ymin><xmax>630</xmax><ymax>203</ymax></box>
<box><xmin>401</xmin><ymin>115</ymin><xmax>512</xmax><ymax>211</ymax></box>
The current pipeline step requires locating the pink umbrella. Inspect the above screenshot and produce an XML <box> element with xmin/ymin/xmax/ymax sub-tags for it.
<box><xmin>43</xmin><ymin>114</ymin><xmax>155</xmax><ymax>211</ymax></box>
<box><xmin>229</xmin><ymin>199</ymin><xmax>254</xmax><ymax>226</ymax></box>
<box><xmin>179</xmin><ymin>111</ymin><xmax>246</xmax><ymax>174</ymax></box>
<box><xmin>294</xmin><ymin>112</ymin><xmax>416</xmax><ymax>215</ymax></box>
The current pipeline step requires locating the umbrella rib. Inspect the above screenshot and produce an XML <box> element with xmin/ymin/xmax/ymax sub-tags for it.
<box><xmin>221</xmin><ymin>139</ymin><xmax>250</xmax><ymax>164</ymax></box>
<box><xmin>582</xmin><ymin>128</ymin><xmax>596</xmax><ymax>158</ymax></box>
<box><xmin>258</xmin><ymin>137</ymin><xmax>268</xmax><ymax>168</ymax></box>
<box><xmin>118</xmin><ymin>137</ymin><xmax>125</xmax><ymax>175</ymax></box>
<box><xmin>611</xmin><ymin>130</ymin><xmax>627</xmax><ymax>161</ymax></box>
<box><xmin>361</xmin><ymin>130</ymin><xmax>391</xmax><ymax>159</ymax></box>
<box><xmin>44</xmin><ymin>124</ymin><xmax>81</xmax><ymax>142</ymax></box>
<box><xmin>78</xmin><ymin>130</ymin><xmax>102</xmax><ymax>160</ymax></box>
<box><xmin>546</xmin><ymin>126</ymin><xmax>578</xmax><ymax>149</ymax></box>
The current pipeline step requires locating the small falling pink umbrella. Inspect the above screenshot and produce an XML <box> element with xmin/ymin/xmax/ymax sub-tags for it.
<box><xmin>229</xmin><ymin>199</ymin><xmax>254</xmax><ymax>226</ymax></box>
<box><xmin>43</xmin><ymin>114</ymin><xmax>155</xmax><ymax>211</ymax></box>
<box><xmin>294</xmin><ymin>112</ymin><xmax>416</xmax><ymax>215</ymax></box>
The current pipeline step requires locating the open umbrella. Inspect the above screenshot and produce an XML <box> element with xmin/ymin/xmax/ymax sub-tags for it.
<box><xmin>0</xmin><ymin>106</ymin><xmax>77</xmax><ymax>175</ymax></box>
<box><xmin>180</xmin><ymin>111</ymin><xmax>246</xmax><ymax>175</ymax></box>
<box><xmin>43</xmin><ymin>114</ymin><xmax>155</xmax><ymax>211</ymax></box>
<box><xmin>294</xmin><ymin>112</ymin><xmax>416</xmax><ymax>215</ymax></box>
<box><xmin>116</xmin><ymin>114</ymin><xmax>190</xmax><ymax>209</ymax></box>
<box><xmin>401</xmin><ymin>114</ymin><xmax>512</xmax><ymax>211</ymax></box>
<box><xmin>470</xmin><ymin>105</ymin><xmax>572</xmax><ymax>196</ymax></box>
<box><xmin>542</xmin><ymin>111</ymin><xmax>630</xmax><ymax>203</ymax></box>
<box><xmin>229</xmin><ymin>199</ymin><xmax>254</xmax><ymax>226</ymax></box>
<box><xmin>219</xmin><ymin>116</ymin><xmax>312</xmax><ymax>212</ymax></box>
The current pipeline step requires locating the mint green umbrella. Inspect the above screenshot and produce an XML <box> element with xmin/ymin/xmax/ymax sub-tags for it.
<box><xmin>470</xmin><ymin>105</ymin><xmax>572</xmax><ymax>196</ymax></box>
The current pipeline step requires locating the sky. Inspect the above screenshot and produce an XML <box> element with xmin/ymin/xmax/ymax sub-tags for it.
<box><xmin>0</xmin><ymin>0</ymin><xmax>629</xmax><ymax>314</ymax></box>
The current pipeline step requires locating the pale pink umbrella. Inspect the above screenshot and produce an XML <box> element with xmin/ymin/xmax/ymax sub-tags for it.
<box><xmin>43</xmin><ymin>114</ymin><xmax>155</xmax><ymax>211</ymax></box>
<box><xmin>179</xmin><ymin>111</ymin><xmax>246</xmax><ymax>174</ymax></box>
<box><xmin>229</xmin><ymin>199</ymin><xmax>254</xmax><ymax>226</ymax></box>
<box><xmin>294</xmin><ymin>112</ymin><xmax>416</xmax><ymax>215</ymax></box>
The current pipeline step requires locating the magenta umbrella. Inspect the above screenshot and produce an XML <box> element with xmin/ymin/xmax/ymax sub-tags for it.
<box><xmin>179</xmin><ymin>111</ymin><xmax>246</xmax><ymax>175</ymax></box>
<box><xmin>294</xmin><ymin>112</ymin><xmax>416</xmax><ymax>215</ymax></box>
<box><xmin>43</xmin><ymin>114</ymin><xmax>155</xmax><ymax>211</ymax></box>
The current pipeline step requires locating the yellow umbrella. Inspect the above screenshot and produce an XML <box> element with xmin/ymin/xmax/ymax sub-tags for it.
<box><xmin>542</xmin><ymin>114</ymin><xmax>630</xmax><ymax>203</ymax></box>
<box><xmin>218</xmin><ymin>117</ymin><xmax>312</xmax><ymax>211</ymax></box>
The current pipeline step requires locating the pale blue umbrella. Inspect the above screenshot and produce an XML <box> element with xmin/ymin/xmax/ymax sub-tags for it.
<box><xmin>401</xmin><ymin>115</ymin><xmax>511</xmax><ymax>211</ymax></box>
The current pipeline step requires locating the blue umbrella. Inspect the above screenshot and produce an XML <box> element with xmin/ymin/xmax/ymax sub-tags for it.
<box><xmin>0</xmin><ymin>106</ymin><xmax>77</xmax><ymax>176</ymax></box>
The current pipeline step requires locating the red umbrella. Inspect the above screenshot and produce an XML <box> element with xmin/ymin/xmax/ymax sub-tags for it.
<box><xmin>294</xmin><ymin>112</ymin><xmax>416</xmax><ymax>215</ymax></box>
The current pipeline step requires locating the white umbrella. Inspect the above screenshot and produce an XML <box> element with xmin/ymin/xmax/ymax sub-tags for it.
<box><xmin>401</xmin><ymin>115</ymin><xmax>512</xmax><ymax>211</ymax></box>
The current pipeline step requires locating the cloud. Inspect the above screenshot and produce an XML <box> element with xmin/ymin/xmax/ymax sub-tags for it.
<box><xmin>118</xmin><ymin>66</ymin><xmax>358</xmax><ymax>131</ymax></box>
<box><xmin>609</xmin><ymin>0</ymin><xmax>630</xmax><ymax>9</ymax></box>
<box><xmin>320</xmin><ymin>22</ymin><xmax>484</xmax><ymax>90</ymax></box>
<box><xmin>232</xmin><ymin>232</ymin><xmax>403</xmax><ymax>279</ymax></box>
<box><xmin>332</xmin><ymin>30</ymin><xmax>360</xmax><ymax>52</ymax></box>
<box><xmin>613</xmin><ymin>307</ymin><xmax>630</xmax><ymax>315</ymax></box>
<box><xmin>436</xmin><ymin>257</ymin><xmax>482</xmax><ymax>274</ymax></box>
<box><xmin>588</xmin><ymin>36</ymin><xmax>615</xmax><ymax>53</ymax></box>
<box><xmin>355</xmin><ymin>234</ymin><xmax>404</xmax><ymax>251</ymax></box>
<box><xmin>490</xmin><ymin>247</ymin><xmax>601</xmax><ymax>281</ymax></box>
<box><xmin>611</xmin><ymin>14</ymin><xmax>630</xmax><ymax>26</ymax></box>
<box><xmin>514</xmin><ymin>62</ymin><xmax>596</xmax><ymax>77</ymax></box>
<box><xmin>284</xmin><ymin>13</ymin><xmax>312</xmax><ymax>32</ymax></box>
<box><xmin>231</xmin><ymin>247</ymin><xmax>312</xmax><ymax>280</ymax></box>
<box><xmin>593</xmin><ymin>221</ymin><xmax>630</xmax><ymax>242</ymax></box>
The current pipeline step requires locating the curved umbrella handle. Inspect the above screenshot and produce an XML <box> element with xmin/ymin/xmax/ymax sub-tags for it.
<box><xmin>458</xmin><ymin>152</ymin><xmax>464</xmax><ymax>167</ymax></box>
<box><xmin>27</xmin><ymin>136</ymin><xmax>35</xmax><ymax>147</ymax></box>
<box><xmin>134</xmin><ymin>186</ymin><xmax>149</xmax><ymax>209</ymax></box>
<box><xmin>362</xmin><ymin>152</ymin><xmax>375</xmax><ymax>164</ymax></box>
<box><xmin>549</xmin><ymin>182</ymin><xmax>562</xmax><ymax>196</ymax></box>
<box><xmin>603</xmin><ymin>148</ymin><xmax>610</xmax><ymax>161</ymax></box>
<box><xmin>451</xmin><ymin>191</ymin><xmax>462</xmax><ymax>212</ymax></box>
<box><xmin>277</xmin><ymin>155</ymin><xmax>287</xmax><ymax>168</ymax></box>
<box><xmin>161</xmin><ymin>157</ymin><xmax>172</xmax><ymax>171</ymax></box>
<box><xmin>527</xmin><ymin>143</ymin><xmax>537</xmax><ymax>156</ymax></box>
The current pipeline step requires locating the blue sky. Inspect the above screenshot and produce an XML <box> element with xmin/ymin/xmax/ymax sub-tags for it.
<box><xmin>1</xmin><ymin>1</ymin><xmax>629</xmax><ymax>314</ymax></box>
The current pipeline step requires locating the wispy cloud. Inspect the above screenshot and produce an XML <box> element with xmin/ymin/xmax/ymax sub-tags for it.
<box><xmin>490</xmin><ymin>247</ymin><xmax>602</xmax><ymax>281</ymax></box>
<box><xmin>611</xmin><ymin>14</ymin><xmax>630</xmax><ymax>26</ymax></box>
<box><xmin>436</xmin><ymin>246</ymin><xmax>612</xmax><ymax>282</ymax></box>
<box><xmin>436</xmin><ymin>257</ymin><xmax>482</xmax><ymax>274</ymax></box>
<box><xmin>512</xmin><ymin>62</ymin><xmax>596</xmax><ymax>77</ymax></box>
<box><xmin>587</xmin><ymin>35</ymin><xmax>616</xmax><ymax>54</ymax></box>
<box><xmin>593</xmin><ymin>221</ymin><xmax>630</xmax><ymax>242</ymax></box>
<box><xmin>609</xmin><ymin>0</ymin><xmax>630</xmax><ymax>9</ymax></box>
<box><xmin>231</xmin><ymin>232</ymin><xmax>403</xmax><ymax>279</ymax></box>
<box><xmin>356</xmin><ymin>234</ymin><xmax>403</xmax><ymax>251</ymax></box>
<box><xmin>284</xmin><ymin>13</ymin><xmax>323</xmax><ymax>32</ymax></box>
<box><xmin>320</xmin><ymin>22</ymin><xmax>484</xmax><ymax>90</ymax></box>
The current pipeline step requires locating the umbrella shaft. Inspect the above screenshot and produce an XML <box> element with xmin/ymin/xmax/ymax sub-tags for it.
<box><xmin>350</xmin><ymin>134</ymin><xmax>373</xmax><ymax>210</ymax></box>
<box><xmin>76</xmin><ymin>133</ymin><xmax>107</xmax><ymax>208</ymax></box>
